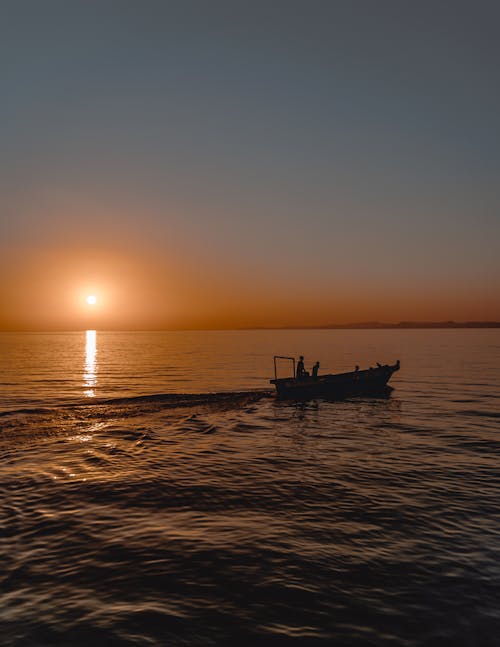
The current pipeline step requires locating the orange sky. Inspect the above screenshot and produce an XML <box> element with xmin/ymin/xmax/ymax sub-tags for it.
<box><xmin>1</xmin><ymin>238</ymin><xmax>498</xmax><ymax>331</ymax></box>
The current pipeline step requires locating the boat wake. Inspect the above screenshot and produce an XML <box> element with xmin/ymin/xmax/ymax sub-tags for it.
<box><xmin>96</xmin><ymin>389</ymin><xmax>273</xmax><ymax>408</ymax></box>
<box><xmin>0</xmin><ymin>390</ymin><xmax>274</xmax><ymax>441</ymax></box>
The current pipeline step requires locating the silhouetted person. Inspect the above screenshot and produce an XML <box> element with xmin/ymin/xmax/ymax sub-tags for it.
<box><xmin>312</xmin><ymin>361</ymin><xmax>320</xmax><ymax>378</ymax></box>
<box><xmin>355</xmin><ymin>365</ymin><xmax>359</xmax><ymax>371</ymax></box>
<box><xmin>296</xmin><ymin>355</ymin><xmax>305</xmax><ymax>379</ymax></box>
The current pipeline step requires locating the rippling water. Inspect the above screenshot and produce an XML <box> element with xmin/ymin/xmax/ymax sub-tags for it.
<box><xmin>1</xmin><ymin>330</ymin><xmax>500</xmax><ymax>646</ymax></box>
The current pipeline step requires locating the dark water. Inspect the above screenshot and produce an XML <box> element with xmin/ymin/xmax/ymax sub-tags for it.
<box><xmin>1</xmin><ymin>330</ymin><xmax>500</xmax><ymax>646</ymax></box>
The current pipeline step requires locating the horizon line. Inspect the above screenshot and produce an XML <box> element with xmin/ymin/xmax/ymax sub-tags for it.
<box><xmin>1</xmin><ymin>320</ymin><xmax>500</xmax><ymax>333</ymax></box>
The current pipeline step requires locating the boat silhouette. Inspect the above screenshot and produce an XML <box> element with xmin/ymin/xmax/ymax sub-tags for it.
<box><xmin>270</xmin><ymin>356</ymin><xmax>400</xmax><ymax>399</ymax></box>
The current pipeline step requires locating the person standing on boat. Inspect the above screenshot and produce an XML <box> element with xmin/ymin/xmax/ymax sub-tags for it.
<box><xmin>296</xmin><ymin>355</ymin><xmax>306</xmax><ymax>379</ymax></box>
<box><xmin>312</xmin><ymin>361</ymin><xmax>320</xmax><ymax>379</ymax></box>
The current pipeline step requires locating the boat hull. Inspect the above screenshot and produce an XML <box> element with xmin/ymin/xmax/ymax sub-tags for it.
<box><xmin>270</xmin><ymin>362</ymin><xmax>400</xmax><ymax>399</ymax></box>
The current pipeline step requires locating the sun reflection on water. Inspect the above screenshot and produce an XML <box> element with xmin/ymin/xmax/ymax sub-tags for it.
<box><xmin>84</xmin><ymin>330</ymin><xmax>98</xmax><ymax>397</ymax></box>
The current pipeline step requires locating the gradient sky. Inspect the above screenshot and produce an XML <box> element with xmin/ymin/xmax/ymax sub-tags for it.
<box><xmin>1</xmin><ymin>0</ymin><xmax>499</xmax><ymax>330</ymax></box>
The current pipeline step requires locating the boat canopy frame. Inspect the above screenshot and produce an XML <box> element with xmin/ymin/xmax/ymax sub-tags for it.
<box><xmin>273</xmin><ymin>355</ymin><xmax>296</xmax><ymax>381</ymax></box>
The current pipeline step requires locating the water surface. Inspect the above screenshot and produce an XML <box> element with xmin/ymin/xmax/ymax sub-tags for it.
<box><xmin>1</xmin><ymin>330</ymin><xmax>499</xmax><ymax>645</ymax></box>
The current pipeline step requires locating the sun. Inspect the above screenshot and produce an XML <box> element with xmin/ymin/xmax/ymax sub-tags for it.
<box><xmin>86</xmin><ymin>295</ymin><xmax>97</xmax><ymax>305</ymax></box>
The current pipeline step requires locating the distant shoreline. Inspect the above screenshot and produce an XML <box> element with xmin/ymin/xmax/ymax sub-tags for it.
<box><xmin>306</xmin><ymin>321</ymin><xmax>500</xmax><ymax>330</ymax></box>
<box><xmin>237</xmin><ymin>321</ymin><xmax>500</xmax><ymax>330</ymax></box>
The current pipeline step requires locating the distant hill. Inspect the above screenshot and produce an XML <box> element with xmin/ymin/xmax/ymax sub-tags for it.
<box><xmin>322</xmin><ymin>321</ymin><xmax>500</xmax><ymax>329</ymax></box>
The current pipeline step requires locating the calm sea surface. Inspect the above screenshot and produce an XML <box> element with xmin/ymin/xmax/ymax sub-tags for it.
<box><xmin>1</xmin><ymin>330</ymin><xmax>499</xmax><ymax>646</ymax></box>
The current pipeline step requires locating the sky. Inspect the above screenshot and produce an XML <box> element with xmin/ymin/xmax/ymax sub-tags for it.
<box><xmin>1</xmin><ymin>0</ymin><xmax>499</xmax><ymax>330</ymax></box>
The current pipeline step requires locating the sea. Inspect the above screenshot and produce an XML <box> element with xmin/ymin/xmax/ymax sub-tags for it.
<box><xmin>1</xmin><ymin>329</ymin><xmax>499</xmax><ymax>646</ymax></box>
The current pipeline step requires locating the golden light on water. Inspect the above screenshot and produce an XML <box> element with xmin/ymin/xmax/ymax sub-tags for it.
<box><xmin>84</xmin><ymin>330</ymin><xmax>97</xmax><ymax>397</ymax></box>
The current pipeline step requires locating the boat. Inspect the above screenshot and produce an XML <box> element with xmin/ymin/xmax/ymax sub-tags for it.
<box><xmin>270</xmin><ymin>356</ymin><xmax>400</xmax><ymax>399</ymax></box>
